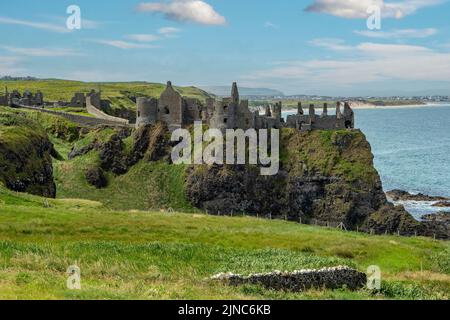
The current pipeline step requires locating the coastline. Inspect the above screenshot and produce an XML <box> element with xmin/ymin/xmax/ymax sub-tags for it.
<box><xmin>278</xmin><ymin>102</ymin><xmax>448</xmax><ymax>114</ymax></box>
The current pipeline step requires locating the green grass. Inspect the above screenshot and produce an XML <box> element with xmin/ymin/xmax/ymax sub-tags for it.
<box><xmin>0</xmin><ymin>79</ymin><xmax>211</xmax><ymax>112</ymax></box>
<box><xmin>55</xmin><ymin>156</ymin><xmax>195</xmax><ymax>211</ymax></box>
<box><xmin>0</xmin><ymin>185</ymin><xmax>449</xmax><ymax>299</ymax></box>
<box><xmin>283</xmin><ymin>129</ymin><xmax>378</xmax><ymax>183</ymax></box>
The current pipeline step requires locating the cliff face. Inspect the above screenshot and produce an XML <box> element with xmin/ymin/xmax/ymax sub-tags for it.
<box><xmin>0</xmin><ymin>110</ymin><xmax>57</xmax><ymax>197</ymax></box>
<box><xmin>185</xmin><ymin>128</ymin><xmax>448</xmax><ymax>239</ymax></box>
<box><xmin>187</xmin><ymin>129</ymin><xmax>386</xmax><ymax>226</ymax></box>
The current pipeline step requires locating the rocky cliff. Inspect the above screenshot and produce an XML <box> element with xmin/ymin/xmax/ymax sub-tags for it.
<box><xmin>187</xmin><ymin>130</ymin><xmax>384</xmax><ymax>223</ymax></box>
<box><xmin>185</xmin><ymin>128</ymin><xmax>448</xmax><ymax>239</ymax></box>
<box><xmin>0</xmin><ymin>110</ymin><xmax>58</xmax><ymax>197</ymax></box>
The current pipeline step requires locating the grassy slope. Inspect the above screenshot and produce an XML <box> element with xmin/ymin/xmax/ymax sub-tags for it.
<box><xmin>0</xmin><ymin>79</ymin><xmax>211</xmax><ymax>111</ymax></box>
<box><xmin>0</xmin><ymin>185</ymin><xmax>449</xmax><ymax>300</ymax></box>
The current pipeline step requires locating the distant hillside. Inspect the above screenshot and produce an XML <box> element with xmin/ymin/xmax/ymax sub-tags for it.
<box><xmin>0</xmin><ymin>79</ymin><xmax>212</xmax><ymax>109</ymax></box>
<box><xmin>200</xmin><ymin>85</ymin><xmax>284</xmax><ymax>97</ymax></box>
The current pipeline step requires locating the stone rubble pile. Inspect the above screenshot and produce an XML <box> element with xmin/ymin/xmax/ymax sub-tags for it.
<box><xmin>211</xmin><ymin>266</ymin><xmax>366</xmax><ymax>292</ymax></box>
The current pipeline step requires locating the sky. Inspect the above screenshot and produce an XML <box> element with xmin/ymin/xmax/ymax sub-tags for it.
<box><xmin>0</xmin><ymin>0</ymin><xmax>450</xmax><ymax>96</ymax></box>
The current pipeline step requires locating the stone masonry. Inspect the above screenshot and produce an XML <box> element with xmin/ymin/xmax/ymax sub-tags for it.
<box><xmin>211</xmin><ymin>266</ymin><xmax>367</xmax><ymax>292</ymax></box>
<box><xmin>0</xmin><ymin>88</ymin><xmax>44</xmax><ymax>107</ymax></box>
<box><xmin>135</xmin><ymin>81</ymin><xmax>355</xmax><ymax>132</ymax></box>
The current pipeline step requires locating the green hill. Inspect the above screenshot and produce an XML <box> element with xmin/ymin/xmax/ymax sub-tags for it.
<box><xmin>0</xmin><ymin>79</ymin><xmax>212</xmax><ymax>112</ymax></box>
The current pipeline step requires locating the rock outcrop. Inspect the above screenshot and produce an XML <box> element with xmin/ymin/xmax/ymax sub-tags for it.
<box><xmin>432</xmin><ymin>202</ymin><xmax>450</xmax><ymax>208</ymax></box>
<box><xmin>187</xmin><ymin>130</ymin><xmax>386</xmax><ymax>226</ymax></box>
<box><xmin>0</xmin><ymin>112</ymin><xmax>57</xmax><ymax>197</ymax></box>
<box><xmin>85</xmin><ymin>167</ymin><xmax>108</xmax><ymax>189</ymax></box>
<box><xmin>186</xmin><ymin>129</ymin><xmax>449</xmax><ymax>239</ymax></box>
<box><xmin>386</xmin><ymin>190</ymin><xmax>449</xmax><ymax>202</ymax></box>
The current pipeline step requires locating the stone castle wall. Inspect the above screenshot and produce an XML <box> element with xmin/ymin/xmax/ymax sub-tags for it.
<box><xmin>85</xmin><ymin>91</ymin><xmax>129</xmax><ymax>125</ymax></box>
<box><xmin>135</xmin><ymin>81</ymin><xmax>355</xmax><ymax>132</ymax></box>
<box><xmin>15</xmin><ymin>105</ymin><xmax>130</xmax><ymax>127</ymax></box>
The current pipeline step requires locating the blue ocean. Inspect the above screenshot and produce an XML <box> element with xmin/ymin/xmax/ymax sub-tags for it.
<box><xmin>284</xmin><ymin>104</ymin><xmax>450</xmax><ymax>219</ymax></box>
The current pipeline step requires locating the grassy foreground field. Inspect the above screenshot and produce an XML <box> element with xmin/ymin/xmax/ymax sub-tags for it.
<box><xmin>0</xmin><ymin>185</ymin><xmax>449</xmax><ymax>300</ymax></box>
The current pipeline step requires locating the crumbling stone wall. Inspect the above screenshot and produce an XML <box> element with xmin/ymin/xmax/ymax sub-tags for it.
<box><xmin>135</xmin><ymin>81</ymin><xmax>355</xmax><ymax>133</ymax></box>
<box><xmin>16</xmin><ymin>105</ymin><xmax>130</xmax><ymax>127</ymax></box>
<box><xmin>211</xmin><ymin>266</ymin><xmax>367</xmax><ymax>292</ymax></box>
<box><xmin>85</xmin><ymin>90</ymin><xmax>129</xmax><ymax>125</ymax></box>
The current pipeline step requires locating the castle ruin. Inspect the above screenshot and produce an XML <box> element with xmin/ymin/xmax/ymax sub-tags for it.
<box><xmin>136</xmin><ymin>81</ymin><xmax>355</xmax><ymax>132</ymax></box>
<box><xmin>0</xmin><ymin>88</ymin><xmax>44</xmax><ymax>107</ymax></box>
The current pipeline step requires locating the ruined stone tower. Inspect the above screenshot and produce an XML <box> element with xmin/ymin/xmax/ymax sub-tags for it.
<box><xmin>136</xmin><ymin>97</ymin><xmax>158</xmax><ymax>128</ymax></box>
<box><xmin>158</xmin><ymin>81</ymin><xmax>183</xmax><ymax>131</ymax></box>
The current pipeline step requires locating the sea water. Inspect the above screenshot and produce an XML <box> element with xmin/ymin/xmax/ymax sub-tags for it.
<box><xmin>283</xmin><ymin>104</ymin><xmax>450</xmax><ymax>219</ymax></box>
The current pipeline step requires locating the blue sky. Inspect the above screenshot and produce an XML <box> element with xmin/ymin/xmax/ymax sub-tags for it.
<box><xmin>0</xmin><ymin>0</ymin><xmax>450</xmax><ymax>96</ymax></box>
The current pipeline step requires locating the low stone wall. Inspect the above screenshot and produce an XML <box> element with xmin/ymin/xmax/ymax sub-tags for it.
<box><xmin>86</xmin><ymin>102</ymin><xmax>129</xmax><ymax>125</ymax></box>
<box><xmin>211</xmin><ymin>266</ymin><xmax>366</xmax><ymax>292</ymax></box>
<box><xmin>16</xmin><ymin>105</ymin><xmax>130</xmax><ymax>128</ymax></box>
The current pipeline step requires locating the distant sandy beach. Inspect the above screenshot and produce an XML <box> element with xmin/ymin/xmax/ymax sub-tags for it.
<box><xmin>277</xmin><ymin>103</ymin><xmax>448</xmax><ymax>114</ymax></box>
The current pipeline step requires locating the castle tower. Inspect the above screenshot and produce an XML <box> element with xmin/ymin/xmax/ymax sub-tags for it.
<box><xmin>208</xmin><ymin>100</ymin><xmax>228</xmax><ymax>132</ymax></box>
<box><xmin>343</xmin><ymin>102</ymin><xmax>355</xmax><ymax>128</ymax></box>
<box><xmin>136</xmin><ymin>97</ymin><xmax>158</xmax><ymax>128</ymax></box>
<box><xmin>35</xmin><ymin>90</ymin><xmax>44</xmax><ymax>106</ymax></box>
<box><xmin>297</xmin><ymin>102</ymin><xmax>303</xmax><ymax>115</ymax></box>
<box><xmin>265</xmin><ymin>104</ymin><xmax>271</xmax><ymax>117</ymax></box>
<box><xmin>272</xmin><ymin>102</ymin><xmax>282</xmax><ymax>121</ymax></box>
<box><xmin>231</xmin><ymin>82</ymin><xmax>239</xmax><ymax>106</ymax></box>
<box><xmin>336</xmin><ymin>102</ymin><xmax>343</xmax><ymax>119</ymax></box>
<box><xmin>158</xmin><ymin>81</ymin><xmax>183</xmax><ymax>131</ymax></box>
<box><xmin>309</xmin><ymin>104</ymin><xmax>316</xmax><ymax>123</ymax></box>
<box><xmin>322</xmin><ymin>103</ymin><xmax>328</xmax><ymax>117</ymax></box>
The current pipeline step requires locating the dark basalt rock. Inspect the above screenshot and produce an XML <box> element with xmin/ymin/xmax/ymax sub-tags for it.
<box><xmin>422</xmin><ymin>212</ymin><xmax>450</xmax><ymax>223</ymax></box>
<box><xmin>386</xmin><ymin>189</ymin><xmax>449</xmax><ymax>202</ymax></box>
<box><xmin>98</xmin><ymin>134</ymin><xmax>129</xmax><ymax>175</ymax></box>
<box><xmin>85</xmin><ymin>166</ymin><xmax>107</xmax><ymax>189</ymax></box>
<box><xmin>68</xmin><ymin>144</ymin><xmax>95</xmax><ymax>160</ymax></box>
<box><xmin>432</xmin><ymin>201</ymin><xmax>450</xmax><ymax>208</ymax></box>
<box><xmin>0</xmin><ymin>130</ymin><xmax>56</xmax><ymax>198</ymax></box>
<box><xmin>362</xmin><ymin>204</ymin><xmax>421</xmax><ymax>236</ymax></box>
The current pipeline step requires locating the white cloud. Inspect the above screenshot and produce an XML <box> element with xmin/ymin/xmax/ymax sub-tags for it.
<box><xmin>81</xmin><ymin>18</ymin><xmax>101</xmax><ymax>30</ymax></box>
<box><xmin>0</xmin><ymin>56</ymin><xmax>26</xmax><ymax>76</ymax></box>
<box><xmin>309</xmin><ymin>38</ymin><xmax>354</xmax><ymax>51</ymax></box>
<box><xmin>354</xmin><ymin>28</ymin><xmax>438</xmax><ymax>39</ymax></box>
<box><xmin>127</xmin><ymin>34</ymin><xmax>160</xmax><ymax>42</ymax></box>
<box><xmin>0</xmin><ymin>16</ymin><xmax>69</xmax><ymax>33</ymax></box>
<box><xmin>264</xmin><ymin>22</ymin><xmax>279</xmax><ymax>29</ymax></box>
<box><xmin>244</xmin><ymin>43</ymin><xmax>450</xmax><ymax>90</ymax></box>
<box><xmin>96</xmin><ymin>40</ymin><xmax>159</xmax><ymax>49</ymax></box>
<box><xmin>137</xmin><ymin>0</ymin><xmax>226</xmax><ymax>25</ymax></box>
<box><xmin>1</xmin><ymin>46</ymin><xmax>81</xmax><ymax>57</ymax></box>
<box><xmin>158</xmin><ymin>27</ymin><xmax>181</xmax><ymax>36</ymax></box>
<box><xmin>305</xmin><ymin>0</ymin><xmax>444</xmax><ymax>19</ymax></box>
